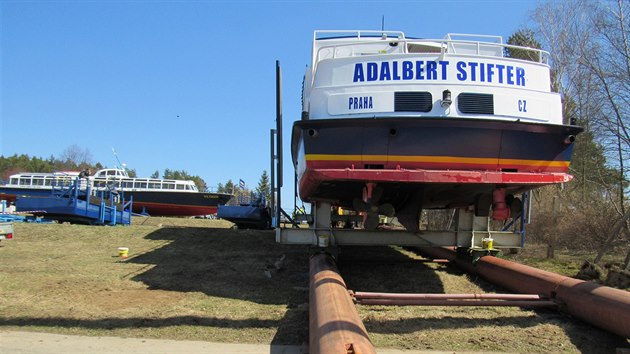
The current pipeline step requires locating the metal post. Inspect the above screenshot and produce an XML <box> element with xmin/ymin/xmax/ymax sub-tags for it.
<box><xmin>270</xmin><ymin>129</ymin><xmax>276</xmax><ymax>227</ymax></box>
<box><xmin>275</xmin><ymin>60</ymin><xmax>283</xmax><ymax>228</ymax></box>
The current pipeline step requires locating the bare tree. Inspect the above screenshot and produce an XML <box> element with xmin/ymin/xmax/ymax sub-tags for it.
<box><xmin>531</xmin><ymin>0</ymin><xmax>630</xmax><ymax>266</ymax></box>
<box><xmin>60</xmin><ymin>145</ymin><xmax>93</xmax><ymax>169</ymax></box>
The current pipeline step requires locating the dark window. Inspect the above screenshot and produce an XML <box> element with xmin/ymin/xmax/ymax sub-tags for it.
<box><xmin>458</xmin><ymin>93</ymin><xmax>494</xmax><ymax>114</ymax></box>
<box><xmin>394</xmin><ymin>92</ymin><xmax>432</xmax><ymax>112</ymax></box>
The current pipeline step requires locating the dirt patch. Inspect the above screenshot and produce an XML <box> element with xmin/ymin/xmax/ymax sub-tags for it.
<box><xmin>83</xmin><ymin>289</ymin><xmax>184</xmax><ymax>313</ymax></box>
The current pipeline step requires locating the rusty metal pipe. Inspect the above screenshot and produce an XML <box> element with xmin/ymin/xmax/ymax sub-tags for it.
<box><xmin>353</xmin><ymin>291</ymin><xmax>545</xmax><ymax>301</ymax></box>
<box><xmin>310</xmin><ymin>252</ymin><xmax>376</xmax><ymax>354</ymax></box>
<box><xmin>417</xmin><ymin>247</ymin><xmax>630</xmax><ymax>338</ymax></box>
<box><xmin>416</xmin><ymin>258</ymin><xmax>451</xmax><ymax>263</ymax></box>
<box><xmin>357</xmin><ymin>299</ymin><xmax>556</xmax><ymax>307</ymax></box>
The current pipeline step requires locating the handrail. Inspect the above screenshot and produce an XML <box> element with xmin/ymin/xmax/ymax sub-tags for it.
<box><xmin>311</xmin><ymin>35</ymin><xmax>549</xmax><ymax>82</ymax></box>
<box><xmin>314</xmin><ymin>37</ymin><xmax>548</xmax><ymax>63</ymax></box>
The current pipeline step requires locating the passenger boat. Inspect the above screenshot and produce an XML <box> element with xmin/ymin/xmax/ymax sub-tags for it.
<box><xmin>0</xmin><ymin>168</ymin><xmax>232</xmax><ymax>217</ymax></box>
<box><xmin>292</xmin><ymin>30</ymin><xmax>582</xmax><ymax>231</ymax></box>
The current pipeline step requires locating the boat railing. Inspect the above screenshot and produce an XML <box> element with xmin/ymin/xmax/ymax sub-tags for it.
<box><xmin>93</xmin><ymin>176</ymin><xmax>197</xmax><ymax>192</ymax></box>
<box><xmin>312</xmin><ymin>32</ymin><xmax>549</xmax><ymax>78</ymax></box>
<box><xmin>51</xmin><ymin>177</ymin><xmax>89</xmax><ymax>199</ymax></box>
<box><xmin>314</xmin><ymin>30</ymin><xmax>406</xmax><ymax>41</ymax></box>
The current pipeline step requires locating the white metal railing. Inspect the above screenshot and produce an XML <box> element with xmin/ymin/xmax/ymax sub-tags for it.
<box><xmin>7</xmin><ymin>174</ymin><xmax>197</xmax><ymax>192</ymax></box>
<box><xmin>314</xmin><ymin>30</ymin><xmax>406</xmax><ymax>41</ymax></box>
<box><xmin>93</xmin><ymin>177</ymin><xmax>198</xmax><ymax>192</ymax></box>
<box><xmin>311</xmin><ymin>30</ymin><xmax>549</xmax><ymax>79</ymax></box>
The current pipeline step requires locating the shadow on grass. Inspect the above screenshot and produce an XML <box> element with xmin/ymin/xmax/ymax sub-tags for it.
<box><xmin>338</xmin><ymin>246</ymin><xmax>445</xmax><ymax>294</ymax></box>
<box><xmin>0</xmin><ymin>316</ymin><xmax>278</xmax><ymax>329</ymax></box>
<box><xmin>127</xmin><ymin>227</ymin><xmax>309</xmax><ymax>345</ymax></box>
<box><xmin>128</xmin><ymin>227</ymin><xmax>308</xmax><ymax>305</ymax></box>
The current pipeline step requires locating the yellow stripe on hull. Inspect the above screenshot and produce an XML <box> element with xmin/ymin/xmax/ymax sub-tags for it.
<box><xmin>305</xmin><ymin>154</ymin><xmax>570</xmax><ymax>168</ymax></box>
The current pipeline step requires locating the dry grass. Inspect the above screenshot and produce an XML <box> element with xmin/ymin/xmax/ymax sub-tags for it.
<box><xmin>0</xmin><ymin>218</ymin><xmax>628</xmax><ymax>353</ymax></box>
<box><xmin>0</xmin><ymin>218</ymin><xmax>309</xmax><ymax>345</ymax></box>
<box><xmin>338</xmin><ymin>246</ymin><xmax>628</xmax><ymax>353</ymax></box>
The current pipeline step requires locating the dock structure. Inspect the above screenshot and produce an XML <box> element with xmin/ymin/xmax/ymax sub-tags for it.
<box><xmin>16</xmin><ymin>177</ymin><xmax>132</xmax><ymax>225</ymax></box>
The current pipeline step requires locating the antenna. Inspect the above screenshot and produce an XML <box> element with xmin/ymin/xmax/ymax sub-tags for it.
<box><xmin>112</xmin><ymin>148</ymin><xmax>125</xmax><ymax>171</ymax></box>
<box><xmin>381</xmin><ymin>15</ymin><xmax>384</xmax><ymax>32</ymax></box>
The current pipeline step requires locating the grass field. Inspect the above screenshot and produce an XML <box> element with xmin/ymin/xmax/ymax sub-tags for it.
<box><xmin>0</xmin><ymin>217</ymin><xmax>628</xmax><ymax>353</ymax></box>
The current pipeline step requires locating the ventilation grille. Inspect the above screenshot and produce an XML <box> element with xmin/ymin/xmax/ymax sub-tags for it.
<box><xmin>394</xmin><ymin>92</ymin><xmax>432</xmax><ymax>112</ymax></box>
<box><xmin>458</xmin><ymin>93</ymin><xmax>494</xmax><ymax>114</ymax></box>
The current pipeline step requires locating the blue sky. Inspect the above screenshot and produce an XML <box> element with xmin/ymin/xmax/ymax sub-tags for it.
<box><xmin>1</xmin><ymin>0</ymin><xmax>539</xmax><ymax>210</ymax></box>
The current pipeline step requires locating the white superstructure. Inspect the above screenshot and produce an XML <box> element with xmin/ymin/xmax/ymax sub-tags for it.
<box><xmin>302</xmin><ymin>30</ymin><xmax>561</xmax><ymax>125</ymax></box>
<box><xmin>5</xmin><ymin>168</ymin><xmax>199</xmax><ymax>193</ymax></box>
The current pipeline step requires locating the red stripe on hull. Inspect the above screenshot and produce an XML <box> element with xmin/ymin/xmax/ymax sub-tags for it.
<box><xmin>132</xmin><ymin>202</ymin><xmax>217</xmax><ymax>216</ymax></box>
<box><xmin>299</xmin><ymin>167</ymin><xmax>572</xmax><ymax>205</ymax></box>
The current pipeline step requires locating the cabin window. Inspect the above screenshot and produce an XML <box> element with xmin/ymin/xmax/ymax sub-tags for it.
<box><xmin>407</xmin><ymin>43</ymin><xmax>442</xmax><ymax>53</ymax></box>
<box><xmin>148</xmin><ymin>182</ymin><xmax>161</xmax><ymax>189</ymax></box>
<box><xmin>458</xmin><ymin>93</ymin><xmax>494</xmax><ymax>115</ymax></box>
<box><xmin>122</xmin><ymin>181</ymin><xmax>133</xmax><ymax>189</ymax></box>
<box><xmin>176</xmin><ymin>184</ymin><xmax>185</xmax><ymax>190</ymax></box>
<box><xmin>19</xmin><ymin>179</ymin><xmax>30</xmax><ymax>186</ymax></box>
<box><xmin>394</xmin><ymin>92</ymin><xmax>433</xmax><ymax>112</ymax></box>
<box><xmin>33</xmin><ymin>178</ymin><xmax>44</xmax><ymax>186</ymax></box>
<box><xmin>56</xmin><ymin>178</ymin><xmax>69</xmax><ymax>186</ymax></box>
<box><xmin>137</xmin><ymin>182</ymin><xmax>147</xmax><ymax>188</ymax></box>
<box><xmin>163</xmin><ymin>183</ymin><xmax>175</xmax><ymax>190</ymax></box>
<box><xmin>44</xmin><ymin>179</ymin><xmax>52</xmax><ymax>186</ymax></box>
<box><xmin>10</xmin><ymin>178</ymin><xmax>17</xmax><ymax>184</ymax></box>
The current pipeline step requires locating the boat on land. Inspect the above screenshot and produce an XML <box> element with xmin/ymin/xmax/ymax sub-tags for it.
<box><xmin>292</xmin><ymin>30</ymin><xmax>582</xmax><ymax>231</ymax></box>
<box><xmin>0</xmin><ymin>168</ymin><xmax>232</xmax><ymax>217</ymax></box>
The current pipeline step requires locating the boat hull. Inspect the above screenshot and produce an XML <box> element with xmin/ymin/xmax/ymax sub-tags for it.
<box><xmin>122</xmin><ymin>190</ymin><xmax>232</xmax><ymax>216</ymax></box>
<box><xmin>292</xmin><ymin>117</ymin><xmax>582</xmax><ymax>210</ymax></box>
<box><xmin>0</xmin><ymin>187</ymin><xmax>231</xmax><ymax>217</ymax></box>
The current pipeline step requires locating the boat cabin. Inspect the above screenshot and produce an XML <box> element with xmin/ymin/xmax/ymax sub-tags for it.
<box><xmin>8</xmin><ymin>172</ymin><xmax>80</xmax><ymax>189</ymax></box>
<box><xmin>303</xmin><ymin>30</ymin><xmax>561</xmax><ymax>125</ymax></box>
<box><xmin>92</xmin><ymin>169</ymin><xmax>199</xmax><ymax>192</ymax></box>
<box><xmin>6</xmin><ymin>168</ymin><xmax>200</xmax><ymax>192</ymax></box>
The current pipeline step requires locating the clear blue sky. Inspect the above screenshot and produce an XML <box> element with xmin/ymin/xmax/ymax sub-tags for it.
<box><xmin>1</xmin><ymin>0</ymin><xmax>539</xmax><ymax>210</ymax></box>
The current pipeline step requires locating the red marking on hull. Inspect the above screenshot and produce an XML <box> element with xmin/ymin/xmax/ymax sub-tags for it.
<box><xmin>132</xmin><ymin>202</ymin><xmax>217</xmax><ymax>216</ymax></box>
<box><xmin>0</xmin><ymin>194</ymin><xmax>17</xmax><ymax>203</ymax></box>
<box><xmin>299</xmin><ymin>167</ymin><xmax>572</xmax><ymax>202</ymax></box>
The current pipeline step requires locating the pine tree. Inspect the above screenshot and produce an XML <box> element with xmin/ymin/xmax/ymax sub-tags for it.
<box><xmin>257</xmin><ymin>170</ymin><xmax>271</xmax><ymax>201</ymax></box>
<box><xmin>505</xmin><ymin>28</ymin><xmax>542</xmax><ymax>62</ymax></box>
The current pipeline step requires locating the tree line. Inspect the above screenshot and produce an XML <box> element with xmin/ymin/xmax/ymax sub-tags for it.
<box><xmin>215</xmin><ymin>170</ymin><xmax>271</xmax><ymax>203</ymax></box>
<box><xmin>0</xmin><ymin>145</ymin><xmax>222</xmax><ymax>192</ymax></box>
<box><xmin>1</xmin><ymin>145</ymin><xmax>273</xmax><ymax>199</ymax></box>
<box><xmin>509</xmin><ymin>0</ymin><xmax>630</xmax><ymax>270</ymax></box>
<box><xmin>0</xmin><ymin>145</ymin><xmax>112</xmax><ymax>180</ymax></box>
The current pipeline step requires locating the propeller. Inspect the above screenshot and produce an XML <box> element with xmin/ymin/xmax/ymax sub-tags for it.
<box><xmin>506</xmin><ymin>194</ymin><xmax>523</xmax><ymax>217</ymax></box>
<box><xmin>352</xmin><ymin>185</ymin><xmax>395</xmax><ymax>230</ymax></box>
